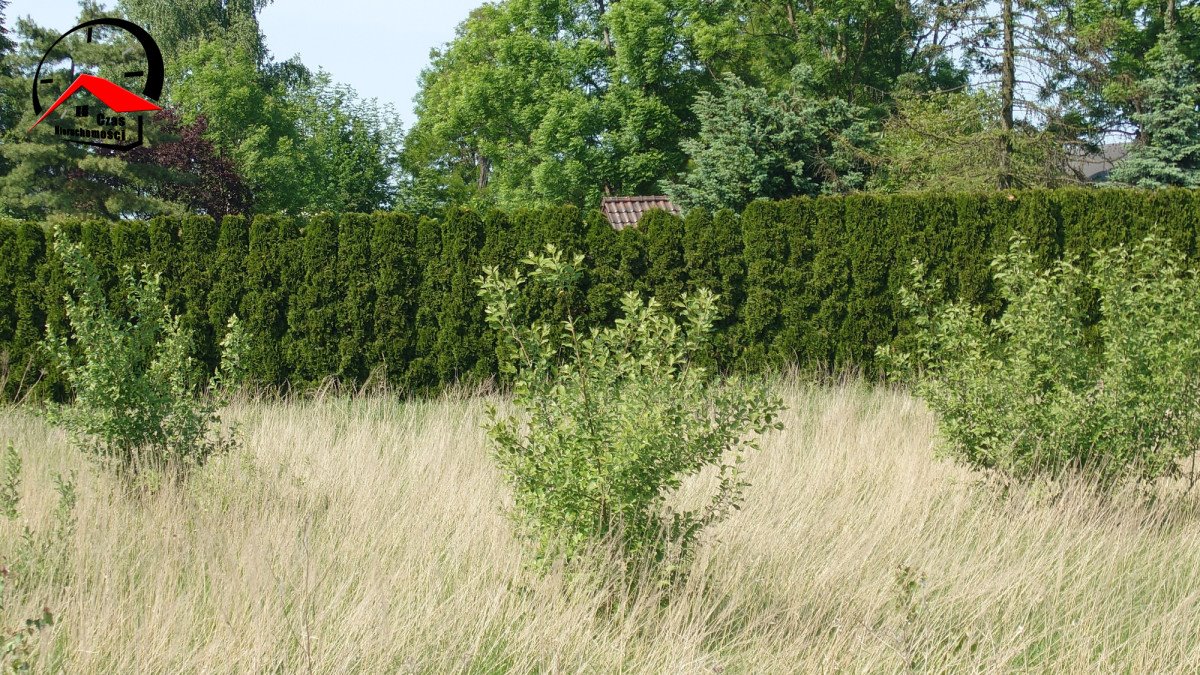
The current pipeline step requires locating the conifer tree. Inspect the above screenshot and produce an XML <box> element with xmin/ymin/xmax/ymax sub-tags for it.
<box><xmin>640</xmin><ymin>210</ymin><xmax>687</xmax><ymax>305</ymax></box>
<box><xmin>1109</xmin><ymin>30</ymin><xmax>1200</xmax><ymax>189</ymax></box>
<box><xmin>178</xmin><ymin>215</ymin><xmax>219</xmax><ymax>373</ymax></box>
<box><xmin>208</xmin><ymin>215</ymin><xmax>248</xmax><ymax>350</ymax></box>
<box><xmin>408</xmin><ymin>215</ymin><xmax>443</xmax><ymax>390</ymax></box>
<box><xmin>241</xmin><ymin>215</ymin><xmax>298</xmax><ymax>388</ymax></box>
<box><xmin>337</xmin><ymin>213</ymin><xmax>374</xmax><ymax>386</ymax></box>
<box><xmin>372</xmin><ymin>212</ymin><xmax>418</xmax><ymax>390</ymax></box>
<box><xmin>288</xmin><ymin>214</ymin><xmax>340</xmax><ymax>387</ymax></box>
<box><xmin>433</xmin><ymin>207</ymin><xmax>488</xmax><ymax>383</ymax></box>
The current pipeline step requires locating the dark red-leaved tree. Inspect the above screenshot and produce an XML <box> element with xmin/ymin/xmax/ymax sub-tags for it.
<box><xmin>127</xmin><ymin>109</ymin><xmax>252</xmax><ymax>219</ymax></box>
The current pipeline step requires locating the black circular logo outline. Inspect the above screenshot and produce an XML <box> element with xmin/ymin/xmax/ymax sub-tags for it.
<box><xmin>31</xmin><ymin>18</ymin><xmax>164</xmax><ymax>115</ymax></box>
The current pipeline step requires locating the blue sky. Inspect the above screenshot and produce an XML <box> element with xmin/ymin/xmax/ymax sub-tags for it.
<box><xmin>6</xmin><ymin>0</ymin><xmax>485</xmax><ymax>129</ymax></box>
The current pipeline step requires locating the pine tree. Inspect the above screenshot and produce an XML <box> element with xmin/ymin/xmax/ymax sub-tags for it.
<box><xmin>0</xmin><ymin>0</ymin><xmax>20</xmax><ymax>143</ymax></box>
<box><xmin>1109</xmin><ymin>30</ymin><xmax>1200</xmax><ymax>189</ymax></box>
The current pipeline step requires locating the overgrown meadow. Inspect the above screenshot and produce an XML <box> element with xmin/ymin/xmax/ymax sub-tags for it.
<box><xmin>3</xmin><ymin>382</ymin><xmax>1200</xmax><ymax>672</ymax></box>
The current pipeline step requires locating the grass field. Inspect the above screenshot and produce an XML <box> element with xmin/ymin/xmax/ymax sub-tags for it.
<box><xmin>2</xmin><ymin>379</ymin><xmax>1200</xmax><ymax>673</ymax></box>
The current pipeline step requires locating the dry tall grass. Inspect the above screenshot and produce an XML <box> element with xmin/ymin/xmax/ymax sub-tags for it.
<box><xmin>2</xmin><ymin>380</ymin><xmax>1199</xmax><ymax>673</ymax></box>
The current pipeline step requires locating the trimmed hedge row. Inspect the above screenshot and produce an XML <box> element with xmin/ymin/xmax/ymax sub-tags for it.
<box><xmin>1</xmin><ymin>188</ymin><xmax>1198</xmax><ymax>400</ymax></box>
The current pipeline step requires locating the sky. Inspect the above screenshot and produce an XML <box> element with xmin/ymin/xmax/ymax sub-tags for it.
<box><xmin>5</xmin><ymin>0</ymin><xmax>485</xmax><ymax>129</ymax></box>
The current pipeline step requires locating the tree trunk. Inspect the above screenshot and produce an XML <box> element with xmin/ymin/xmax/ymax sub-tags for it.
<box><xmin>999</xmin><ymin>0</ymin><xmax>1016</xmax><ymax>189</ymax></box>
<box><xmin>599</xmin><ymin>0</ymin><xmax>614</xmax><ymax>53</ymax></box>
<box><xmin>476</xmin><ymin>154</ymin><xmax>491</xmax><ymax>190</ymax></box>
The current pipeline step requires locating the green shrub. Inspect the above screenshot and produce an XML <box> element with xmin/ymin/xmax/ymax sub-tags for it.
<box><xmin>478</xmin><ymin>245</ymin><xmax>784</xmax><ymax>583</ymax></box>
<box><xmin>41</xmin><ymin>234</ymin><xmax>248</xmax><ymax>484</ymax></box>
<box><xmin>0</xmin><ymin>443</ymin><xmax>64</xmax><ymax>675</ymax></box>
<box><xmin>0</xmin><ymin>444</ymin><xmax>17</xmax><ymax>521</ymax></box>
<box><xmin>1</xmin><ymin>567</ymin><xmax>55</xmax><ymax>674</ymax></box>
<box><xmin>883</xmin><ymin>235</ymin><xmax>1200</xmax><ymax>487</ymax></box>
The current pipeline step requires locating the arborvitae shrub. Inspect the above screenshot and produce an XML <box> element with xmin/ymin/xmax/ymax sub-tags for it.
<box><xmin>337</xmin><ymin>213</ymin><xmax>375</xmax><ymax>386</ymax></box>
<box><xmin>110</xmin><ymin>220</ymin><xmax>149</xmax><ymax>272</ymax></box>
<box><xmin>178</xmin><ymin>216</ymin><xmax>219</xmax><ymax>374</ymax></box>
<box><xmin>408</xmin><ymin>215</ymin><xmax>442</xmax><ymax>391</ymax></box>
<box><xmin>372</xmin><ymin>212</ymin><xmax>418</xmax><ymax>390</ymax></box>
<box><xmin>641</xmin><ymin>209</ymin><xmax>688</xmax><ymax>306</ymax></box>
<box><xmin>842</xmin><ymin>195</ymin><xmax>893</xmax><ymax>369</ymax></box>
<box><xmin>146</xmin><ymin>216</ymin><xmax>182</xmax><ymax>313</ymax></box>
<box><xmin>2</xmin><ymin>189</ymin><xmax>1200</xmax><ymax>397</ymax></box>
<box><xmin>0</xmin><ymin>222</ymin><xmax>47</xmax><ymax>401</ymax></box>
<box><xmin>614</xmin><ymin>221</ymin><xmax>649</xmax><ymax>299</ymax></box>
<box><xmin>0</xmin><ymin>222</ymin><xmax>18</xmax><ymax>389</ymax></box>
<box><xmin>540</xmin><ymin>205</ymin><xmax>585</xmax><ymax>252</ymax></box>
<box><xmin>708</xmin><ymin>208</ymin><xmax>745</xmax><ymax>369</ymax></box>
<box><xmin>242</xmin><ymin>215</ymin><xmax>298</xmax><ymax>389</ymax></box>
<box><xmin>682</xmin><ymin>208</ymin><xmax>719</xmax><ymax>297</ymax></box>
<box><xmin>740</xmin><ymin>201</ymin><xmax>779</xmax><ymax>367</ymax></box>
<box><xmin>809</xmin><ymin>196</ymin><xmax>850</xmax><ymax>368</ymax></box>
<box><xmin>208</xmin><ymin>215</ymin><xmax>248</xmax><ymax>351</ymax></box>
<box><xmin>433</xmin><ymin>207</ymin><xmax>488</xmax><ymax>383</ymax></box>
<box><xmin>583</xmin><ymin>209</ymin><xmax>625</xmax><ymax>325</ymax></box>
<box><xmin>288</xmin><ymin>213</ymin><xmax>340</xmax><ymax>387</ymax></box>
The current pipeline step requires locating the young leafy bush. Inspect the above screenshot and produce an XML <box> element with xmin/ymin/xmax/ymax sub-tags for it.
<box><xmin>478</xmin><ymin>245</ymin><xmax>783</xmax><ymax>581</ymax></box>
<box><xmin>1</xmin><ymin>566</ymin><xmax>55</xmax><ymax>675</ymax></box>
<box><xmin>1</xmin><ymin>444</ymin><xmax>64</xmax><ymax>674</ymax></box>
<box><xmin>0</xmin><ymin>445</ymin><xmax>17</xmax><ymax>522</ymax></box>
<box><xmin>0</xmin><ymin>443</ymin><xmax>75</xmax><ymax>590</ymax></box>
<box><xmin>42</xmin><ymin>234</ymin><xmax>248</xmax><ymax>485</ymax></box>
<box><xmin>881</xmin><ymin>235</ymin><xmax>1200</xmax><ymax>488</ymax></box>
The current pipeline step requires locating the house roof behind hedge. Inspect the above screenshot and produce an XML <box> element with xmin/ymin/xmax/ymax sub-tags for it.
<box><xmin>600</xmin><ymin>196</ymin><xmax>681</xmax><ymax>230</ymax></box>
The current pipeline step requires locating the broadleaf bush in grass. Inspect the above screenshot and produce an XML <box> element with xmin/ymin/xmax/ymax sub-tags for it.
<box><xmin>41</xmin><ymin>234</ymin><xmax>248</xmax><ymax>485</ymax></box>
<box><xmin>478</xmin><ymin>245</ymin><xmax>783</xmax><ymax>582</ymax></box>
<box><xmin>882</xmin><ymin>234</ymin><xmax>1200</xmax><ymax>488</ymax></box>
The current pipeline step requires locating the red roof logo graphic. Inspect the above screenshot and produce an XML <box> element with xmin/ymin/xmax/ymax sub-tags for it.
<box><xmin>27</xmin><ymin>72</ymin><xmax>161</xmax><ymax>132</ymax></box>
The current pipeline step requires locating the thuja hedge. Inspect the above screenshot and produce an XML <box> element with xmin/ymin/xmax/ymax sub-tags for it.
<box><xmin>1</xmin><ymin>188</ymin><xmax>1198</xmax><ymax>401</ymax></box>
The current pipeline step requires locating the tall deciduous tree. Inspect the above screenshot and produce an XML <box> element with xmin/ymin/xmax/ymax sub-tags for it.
<box><xmin>405</xmin><ymin>0</ymin><xmax>702</xmax><ymax>211</ymax></box>
<box><xmin>124</xmin><ymin>110</ymin><xmax>251</xmax><ymax>218</ymax></box>
<box><xmin>118</xmin><ymin>0</ymin><xmax>273</xmax><ymax>71</ymax></box>
<box><xmin>162</xmin><ymin>40</ymin><xmax>405</xmax><ymax>214</ymax></box>
<box><xmin>405</xmin><ymin>0</ymin><xmax>975</xmax><ymax>209</ymax></box>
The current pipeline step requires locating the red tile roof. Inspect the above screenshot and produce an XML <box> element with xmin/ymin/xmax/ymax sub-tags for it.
<box><xmin>600</xmin><ymin>196</ymin><xmax>681</xmax><ymax>230</ymax></box>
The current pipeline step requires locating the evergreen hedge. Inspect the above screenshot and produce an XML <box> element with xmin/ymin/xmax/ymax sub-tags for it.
<box><xmin>2</xmin><ymin>188</ymin><xmax>1198</xmax><ymax>401</ymax></box>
